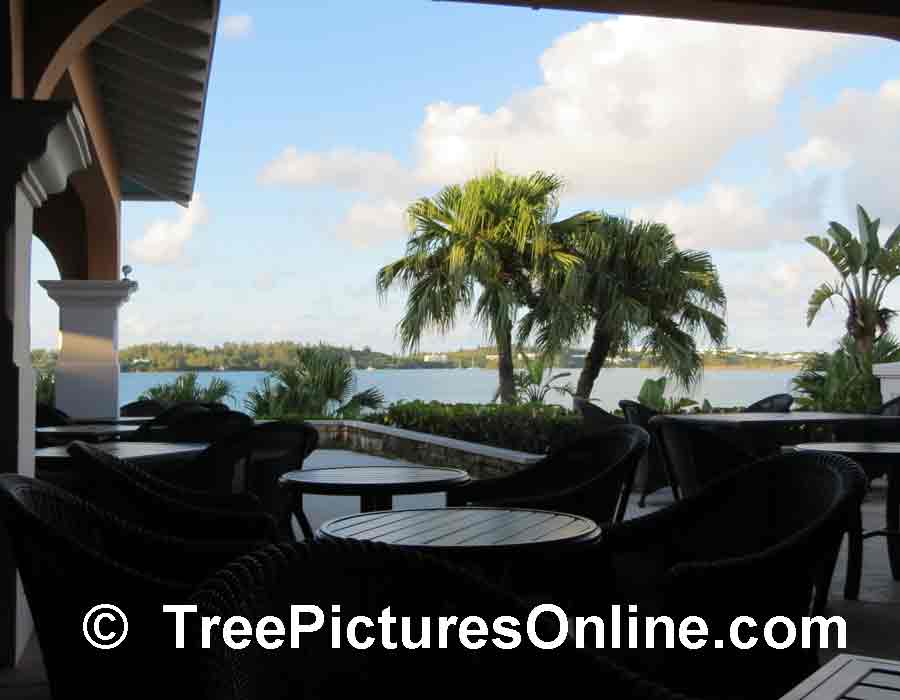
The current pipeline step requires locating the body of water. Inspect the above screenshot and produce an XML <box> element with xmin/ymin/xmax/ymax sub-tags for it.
<box><xmin>120</xmin><ymin>368</ymin><xmax>798</xmax><ymax>412</ymax></box>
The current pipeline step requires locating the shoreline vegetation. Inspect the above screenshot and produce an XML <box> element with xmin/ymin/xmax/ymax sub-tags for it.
<box><xmin>31</xmin><ymin>342</ymin><xmax>809</xmax><ymax>374</ymax></box>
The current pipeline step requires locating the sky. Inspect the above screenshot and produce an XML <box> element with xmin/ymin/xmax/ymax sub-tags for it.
<box><xmin>29</xmin><ymin>1</ymin><xmax>900</xmax><ymax>354</ymax></box>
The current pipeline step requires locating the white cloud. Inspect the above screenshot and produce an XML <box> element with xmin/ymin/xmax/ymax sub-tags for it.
<box><xmin>259</xmin><ymin>17</ymin><xmax>853</xmax><ymax>247</ymax></box>
<box><xmin>221</xmin><ymin>14</ymin><xmax>253</xmax><ymax>39</ymax></box>
<box><xmin>258</xmin><ymin>147</ymin><xmax>416</xmax><ymax>197</ymax></box>
<box><xmin>408</xmin><ymin>17</ymin><xmax>851</xmax><ymax>198</ymax></box>
<box><xmin>253</xmin><ymin>272</ymin><xmax>277</xmax><ymax>292</ymax></box>
<box><xmin>128</xmin><ymin>195</ymin><xmax>209</xmax><ymax>265</ymax></box>
<box><xmin>335</xmin><ymin>199</ymin><xmax>407</xmax><ymax>248</ymax></box>
<box><xmin>786</xmin><ymin>137</ymin><xmax>850</xmax><ymax>172</ymax></box>
<box><xmin>789</xmin><ymin>78</ymin><xmax>900</xmax><ymax>223</ymax></box>
<box><xmin>633</xmin><ymin>178</ymin><xmax>826</xmax><ymax>250</ymax></box>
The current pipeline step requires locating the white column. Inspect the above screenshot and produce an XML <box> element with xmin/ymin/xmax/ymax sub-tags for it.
<box><xmin>2</xmin><ymin>100</ymin><xmax>91</xmax><ymax>666</ymax></box>
<box><xmin>874</xmin><ymin>362</ymin><xmax>900</xmax><ymax>402</ymax></box>
<box><xmin>38</xmin><ymin>279</ymin><xmax>137</xmax><ymax>419</ymax></box>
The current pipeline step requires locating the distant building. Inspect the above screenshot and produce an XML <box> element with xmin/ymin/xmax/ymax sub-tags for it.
<box><xmin>423</xmin><ymin>353</ymin><xmax>448</xmax><ymax>363</ymax></box>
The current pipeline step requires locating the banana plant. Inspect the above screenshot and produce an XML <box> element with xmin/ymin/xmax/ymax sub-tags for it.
<box><xmin>637</xmin><ymin>377</ymin><xmax>697</xmax><ymax>414</ymax></box>
<box><xmin>806</xmin><ymin>205</ymin><xmax>900</xmax><ymax>354</ymax></box>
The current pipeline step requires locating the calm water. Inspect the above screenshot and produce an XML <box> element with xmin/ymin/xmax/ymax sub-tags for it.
<box><xmin>119</xmin><ymin>368</ymin><xmax>798</xmax><ymax>412</ymax></box>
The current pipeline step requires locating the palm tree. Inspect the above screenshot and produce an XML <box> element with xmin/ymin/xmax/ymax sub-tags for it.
<box><xmin>139</xmin><ymin>372</ymin><xmax>235</xmax><ymax>406</ymax></box>
<box><xmin>806</xmin><ymin>205</ymin><xmax>900</xmax><ymax>354</ymax></box>
<box><xmin>376</xmin><ymin>169</ymin><xmax>584</xmax><ymax>404</ymax></box>
<box><xmin>245</xmin><ymin>346</ymin><xmax>383</xmax><ymax>419</ymax></box>
<box><xmin>522</xmin><ymin>215</ymin><xmax>727</xmax><ymax>399</ymax></box>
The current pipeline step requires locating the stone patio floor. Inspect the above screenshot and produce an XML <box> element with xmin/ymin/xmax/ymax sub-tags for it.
<box><xmin>2</xmin><ymin>448</ymin><xmax>898</xmax><ymax>698</ymax></box>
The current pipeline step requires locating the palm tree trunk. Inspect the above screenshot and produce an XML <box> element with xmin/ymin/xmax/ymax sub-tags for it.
<box><xmin>575</xmin><ymin>321</ymin><xmax>613</xmax><ymax>399</ymax></box>
<box><xmin>496</xmin><ymin>328</ymin><xmax>517</xmax><ymax>405</ymax></box>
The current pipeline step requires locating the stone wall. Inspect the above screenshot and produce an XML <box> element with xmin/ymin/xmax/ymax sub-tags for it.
<box><xmin>306</xmin><ymin>420</ymin><xmax>542</xmax><ymax>479</ymax></box>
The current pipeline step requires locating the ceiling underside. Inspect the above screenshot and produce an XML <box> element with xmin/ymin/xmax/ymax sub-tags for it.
<box><xmin>448</xmin><ymin>1</ymin><xmax>900</xmax><ymax>40</ymax></box>
<box><xmin>90</xmin><ymin>0</ymin><xmax>219</xmax><ymax>205</ymax></box>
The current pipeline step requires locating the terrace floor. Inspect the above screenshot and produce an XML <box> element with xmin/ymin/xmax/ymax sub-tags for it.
<box><xmin>1</xmin><ymin>449</ymin><xmax>898</xmax><ymax>698</ymax></box>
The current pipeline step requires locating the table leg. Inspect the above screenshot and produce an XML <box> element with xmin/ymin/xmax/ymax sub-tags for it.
<box><xmin>361</xmin><ymin>493</ymin><xmax>392</xmax><ymax>512</ymax></box>
<box><xmin>844</xmin><ymin>504</ymin><xmax>863</xmax><ymax>601</ymax></box>
<box><xmin>888</xmin><ymin>468</ymin><xmax>900</xmax><ymax>580</ymax></box>
<box><xmin>291</xmin><ymin>491</ymin><xmax>315</xmax><ymax>541</ymax></box>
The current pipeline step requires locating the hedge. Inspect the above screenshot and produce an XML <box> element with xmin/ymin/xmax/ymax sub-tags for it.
<box><xmin>362</xmin><ymin>401</ymin><xmax>587</xmax><ymax>454</ymax></box>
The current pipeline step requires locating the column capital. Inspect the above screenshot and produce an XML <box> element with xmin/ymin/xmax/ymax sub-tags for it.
<box><xmin>38</xmin><ymin>279</ymin><xmax>138</xmax><ymax>306</ymax></box>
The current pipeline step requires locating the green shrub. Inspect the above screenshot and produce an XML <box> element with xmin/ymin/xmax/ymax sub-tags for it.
<box><xmin>363</xmin><ymin>400</ymin><xmax>585</xmax><ymax>453</ymax></box>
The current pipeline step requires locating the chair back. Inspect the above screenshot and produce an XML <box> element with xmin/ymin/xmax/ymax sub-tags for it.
<box><xmin>192</xmin><ymin>539</ymin><xmax>686</xmax><ymax>700</ymax></box>
<box><xmin>0</xmin><ymin>475</ymin><xmax>200</xmax><ymax>700</ymax></box>
<box><xmin>120</xmin><ymin>398</ymin><xmax>165</xmax><ymax>417</ymax></box>
<box><xmin>619</xmin><ymin>400</ymin><xmax>670</xmax><ymax>504</ymax></box>
<box><xmin>652</xmin><ymin>417</ymin><xmax>756</xmax><ymax>499</ymax></box>
<box><xmin>244</xmin><ymin>421</ymin><xmax>319</xmax><ymax>536</ymax></box>
<box><xmin>129</xmin><ymin>402</ymin><xmax>244</xmax><ymax>442</ymax></box>
<box><xmin>60</xmin><ymin>441</ymin><xmax>278</xmax><ymax>541</ymax></box>
<box><xmin>574</xmin><ymin>397</ymin><xmax>625</xmax><ymax>427</ymax></box>
<box><xmin>744</xmin><ymin>393</ymin><xmax>793</xmax><ymax>412</ymax></box>
<box><xmin>35</xmin><ymin>402</ymin><xmax>70</xmax><ymax>427</ymax></box>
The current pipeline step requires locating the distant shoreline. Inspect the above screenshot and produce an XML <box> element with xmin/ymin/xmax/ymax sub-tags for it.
<box><xmin>117</xmin><ymin>364</ymin><xmax>802</xmax><ymax>374</ymax></box>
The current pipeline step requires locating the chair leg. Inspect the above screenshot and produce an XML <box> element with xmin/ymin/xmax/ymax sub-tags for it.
<box><xmin>844</xmin><ymin>504</ymin><xmax>863</xmax><ymax>601</ymax></box>
<box><xmin>290</xmin><ymin>491</ymin><xmax>315</xmax><ymax>541</ymax></box>
<box><xmin>814</xmin><ymin>543</ymin><xmax>839</xmax><ymax>614</ymax></box>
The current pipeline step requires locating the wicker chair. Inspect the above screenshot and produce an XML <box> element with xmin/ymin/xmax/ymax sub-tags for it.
<box><xmin>619</xmin><ymin>400</ymin><xmax>675</xmax><ymax>503</ymax></box>
<box><xmin>446</xmin><ymin>424</ymin><xmax>648</xmax><ymax>525</ymax></box>
<box><xmin>243</xmin><ymin>421</ymin><xmax>319</xmax><ymax>539</ymax></box>
<box><xmin>127</xmin><ymin>403</ymin><xmax>250</xmax><ymax>443</ymax></box>
<box><xmin>592</xmin><ymin>451</ymin><xmax>866</xmax><ymax>700</ymax></box>
<box><xmin>574</xmin><ymin>397</ymin><xmax>625</xmax><ymax>426</ymax></box>
<box><xmin>120</xmin><ymin>398</ymin><xmax>165</xmax><ymax>417</ymax></box>
<box><xmin>744</xmin><ymin>393</ymin><xmax>794</xmax><ymax>412</ymax></box>
<box><xmin>58</xmin><ymin>441</ymin><xmax>278</xmax><ymax>540</ymax></box>
<box><xmin>35</xmin><ymin>402</ymin><xmax>70</xmax><ymax>427</ymax></box>
<box><xmin>651</xmin><ymin>416</ymin><xmax>757</xmax><ymax>499</ymax></box>
<box><xmin>192</xmin><ymin>539</ymin><xmax>693</xmax><ymax>700</ymax></box>
<box><xmin>0</xmin><ymin>474</ymin><xmax>272</xmax><ymax>700</ymax></box>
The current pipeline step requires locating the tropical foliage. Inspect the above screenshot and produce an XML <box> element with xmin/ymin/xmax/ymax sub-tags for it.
<box><xmin>806</xmin><ymin>205</ymin><xmax>900</xmax><ymax>354</ymax></box>
<box><xmin>503</xmin><ymin>352</ymin><xmax>571</xmax><ymax>405</ymax></box>
<box><xmin>636</xmin><ymin>377</ymin><xmax>698</xmax><ymax>414</ymax></box>
<box><xmin>138</xmin><ymin>372</ymin><xmax>236</xmax><ymax>406</ymax></box>
<box><xmin>245</xmin><ymin>346</ymin><xmax>384</xmax><ymax>419</ymax></box>
<box><xmin>792</xmin><ymin>334</ymin><xmax>900</xmax><ymax>413</ymax></box>
<box><xmin>35</xmin><ymin>369</ymin><xmax>55</xmax><ymax>406</ymax></box>
<box><xmin>365</xmin><ymin>400</ymin><xmax>583</xmax><ymax>453</ymax></box>
<box><xmin>376</xmin><ymin>169</ymin><xmax>589</xmax><ymax>405</ymax></box>
<box><xmin>521</xmin><ymin>214</ymin><xmax>727</xmax><ymax>398</ymax></box>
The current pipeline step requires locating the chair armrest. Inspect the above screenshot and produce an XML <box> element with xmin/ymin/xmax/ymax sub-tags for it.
<box><xmin>447</xmin><ymin>463</ymin><xmax>544</xmax><ymax>506</ymax></box>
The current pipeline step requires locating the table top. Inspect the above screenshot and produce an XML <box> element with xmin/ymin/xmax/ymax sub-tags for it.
<box><xmin>793</xmin><ymin>442</ymin><xmax>900</xmax><ymax>456</ymax></box>
<box><xmin>36</xmin><ymin>424</ymin><xmax>141</xmax><ymax>437</ymax></box>
<box><xmin>780</xmin><ymin>654</ymin><xmax>900</xmax><ymax>699</ymax></box>
<box><xmin>280</xmin><ymin>466</ymin><xmax>471</xmax><ymax>495</ymax></box>
<box><xmin>319</xmin><ymin>507</ymin><xmax>601</xmax><ymax>552</ymax></box>
<box><xmin>35</xmin><ymin>441</ymin><xmax>208</xmax><ymax>465</ymax></box>
<box><xmin>659</xmin><ymin>412</ymin><xmax>900</xmax><ymax>426</ymax></box>
<box><xmin>69</xmin><ymin>416</ymin><xmax>153</xmax><ymax>425</ymax></box>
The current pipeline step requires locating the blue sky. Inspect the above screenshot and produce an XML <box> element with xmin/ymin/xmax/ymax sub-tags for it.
<box><xmin>30</xmin><ymin>1</ymin><xmax>900</xmax><ymax>353</ymax></box>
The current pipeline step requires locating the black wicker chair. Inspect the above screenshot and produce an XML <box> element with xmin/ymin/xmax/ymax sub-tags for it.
<box><xmin>619</xmin><ymin>400</ymin><xmax>675</xmax><ymax>504</ymax></box>
<box><xmin>244</xmin><ymin>421</ymin><xmax>319</xmax><ymax>539</ymax></box>
<box><xmin>36</xmin><ymin>402</ymin><xmax>70</xmax><ymax>428</ymax></box>
<box><xmin>127</xmin><ymin>403</ymin><xmax>249</xmax><ymax>443</ymax></box>
<box><xmin>192</xmin><ymin>539</ymin><xmax>693</xmax><ymax>700</ymax></box>
<box><xmin>592</xmin><ymin>451</ymin><xmax>866</xmax><ymax>700</ymax></box>
<box><xmin>574</xmin><ymin>397</ymin><xmax>625</xmax><ymax>426</ymax></box>
<box><xmin>651</xmin><ymin>416</ymin><xmax>757</xmax><ymax>499</ymax></box>
<box><xmin>58</xmin><ymin>441</ymin><xmax>278</xmax><ymax>540</ymax></box>
<box><xmin>744</xmin><ymin>393</ymin><xmax>794</xmax><ymax>412</ymax></box>
<box><xmin>446</xmin><ymin>424</ymin><xmax>648</xmax><ymax>525</ymax></box>
<box><xmin>120</xmin><ymin>398</ymin><xmax>165</xmax><ymax>417</ymax></box>
<box><xmin>0</xmin><ymin>474</ymin><xmax>272</xmax><ymax>700</ymax></box>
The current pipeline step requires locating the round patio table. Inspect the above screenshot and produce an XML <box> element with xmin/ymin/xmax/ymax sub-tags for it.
<box><xmin>792</xmin><ymin>442</ymin><xmax>900</xmax><ymax>599</ymax></box>
<box><xmin>36</xmin><ymin>424</ymin><xmax>140</xmax><ymax>442</ymax></box>
<box><xmin>318</xmin><ymin>507</ymin><xmax>602</xmax><ymax>553</ymax></box>
<box><xmin>279</xmin><ymin>466</ymin><xmax>471</xmax><ymax>540</ymax></box>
